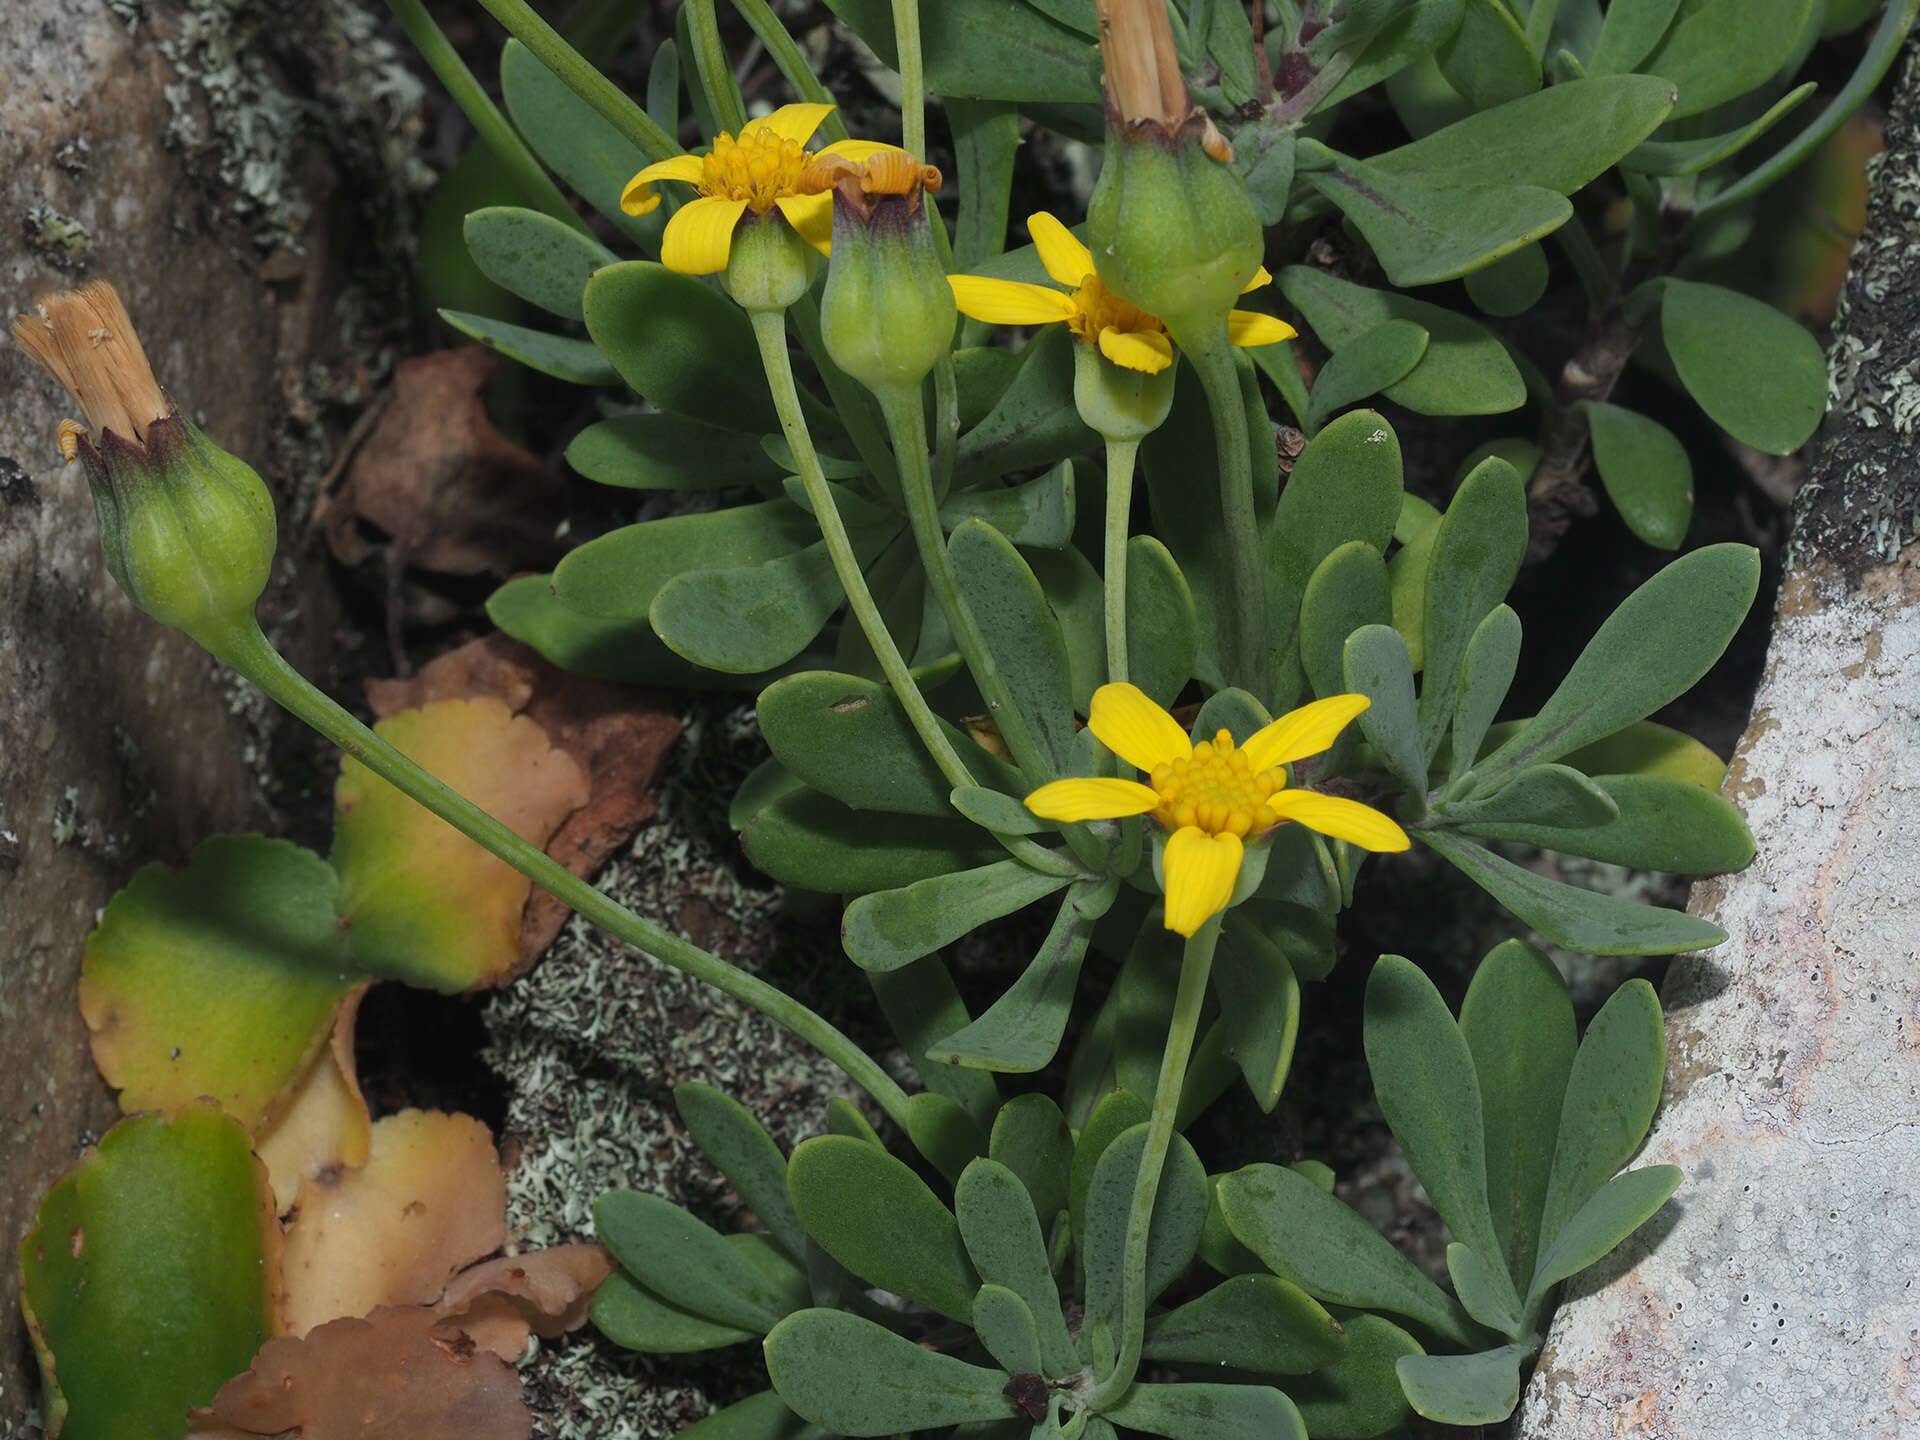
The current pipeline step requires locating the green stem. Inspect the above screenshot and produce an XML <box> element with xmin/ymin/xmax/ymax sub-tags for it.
<box><xmin>1089</xmin><ymin>918</ymin><xmax>1221</xmax><ymax>1409</ymax></box>
<box><xmin>891</xmin><ymin>0</ymin><xmax>927</xmax><ymax>161</ymax></box>
<box><xmin>383</xmin><ymin>0</ymin><xmax>587</xmax><ymax>232</ymax></box>
<box><xmin>211</xmin><ymin>620</ymin><xmax>911</xmax><ymax>1127</ymax></box>
<box><xmin>877</xmin><ymin>384</ymin><xmax>1055</xmax><ymax>787</ymax></box>
<box><xmin>1180</xmin><ymin>330</ymin><xmax>1267</xmax><ymax>698</ymax></box>
<box><xmin>472</xmin><ymin>0</ymin><xmax>677</xmax><ymax>163</ymax></box>
<box><xmin>751</xmin><ymin>316</ymin><xmax>1075</xmax><ymax>879</ymax></box>
<box><xmin>1103</xmin><ymin>438</ymin><xmax>1140</xmax><ymax>686</ymax></box>
<box><xmin>729</xmin><ymin>0</ymin><xmax>850</xmax><ymax>142</ymax></box>
<box><xmin>932</xmin><ymin>351</ymin><xmax>960</xmax><ymax>501</ymax></box>
<box><xmin>687</xmin><ymin>0</ymin><xmax>748</xmax><ymax>134</ymax></box>
<box><xmin>789</xmin><ymin>295</ymin><xmax>900</xmax><ymax>493</ymax></box>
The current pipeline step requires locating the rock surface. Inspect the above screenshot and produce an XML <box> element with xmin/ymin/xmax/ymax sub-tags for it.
<box><xmin>0</xmin><ymin>0</ymin><xmax>417</xmax><ymax>1422</ymax></box>
<box><xmin>1518</xmin><ymin>44</ymin><xmax>1920</xmax><ymax>1440</ymax></box>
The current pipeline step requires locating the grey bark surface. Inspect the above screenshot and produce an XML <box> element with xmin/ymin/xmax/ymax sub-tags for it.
<box><xmin>0</xmin><ymin>0</ymin><xmax>416</xmax><ymax>1423</ymax></box>
<box><xmin>1518</xmin><ymin>43</ymin><xmax>1920</xmax><ymax>1440</ymax></box>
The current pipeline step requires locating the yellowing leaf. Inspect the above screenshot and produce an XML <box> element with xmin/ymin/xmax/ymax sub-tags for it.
<box><xmin>254</xmin><ymin>985</ymin><xmax>374</xmax><ymax>1214</ymax></box>
<box><xmin>281</xmin><ymin>1109</ymin><xmax>508</xmax><ymax>1335</ymax></box>
<box><xmin>331</xmin><ymin>697</ymin><xmax>589</xmax><ymax>991</ymax></box>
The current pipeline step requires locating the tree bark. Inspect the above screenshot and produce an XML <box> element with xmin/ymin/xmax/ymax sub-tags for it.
<box><xmin>1519</xmin><ymin>42</ymin><xmax>1920</xmax><ymax>1440</ymax></box>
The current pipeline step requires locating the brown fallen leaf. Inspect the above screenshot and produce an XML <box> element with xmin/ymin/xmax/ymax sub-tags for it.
<box><xmin>431</xmin><ymin>1243</ymin><xmax>614</xmax><ymax>1362</ymax></box>
<box><xmin>281</xmin><ymin>1109</ymin><xmax>508</xmax><ymax>1336</ymax></box>
<box><xmin>365</xmin><ymin>633</ymin><xmax>683</xmax><ymax>971</ymax></box>
<box><xmin>255</xmin><ymin>984</ymin><xmax>374</xmax><ymax>1215</ymax></box>
<box><xmin>187</xmin><ymin>1305</ymin><xmax>529</xmax><ymax>1439</ymax></box>
<box><xmin>313</xmin><ymin>346</ymin><xmax>565</xmax><ymax>578</ymax></box>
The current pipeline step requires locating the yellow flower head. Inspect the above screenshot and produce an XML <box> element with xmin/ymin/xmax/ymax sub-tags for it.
<box><xmin>947</xmin><ymin>212</ymin><xmax>1296</xmax><ymax>374</ymax></box>
<box><xmin>620</xmin><ymin>102</ymin><xmax>897</xmax><ymax>276</ymax></box>
<box><xmin>1025</xmin><ymin>683</ymin><xmax>1409</xmax><ymax>936</ymax></box>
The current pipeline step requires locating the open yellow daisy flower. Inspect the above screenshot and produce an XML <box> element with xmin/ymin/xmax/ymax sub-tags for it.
<box><xmin>620</xmin><ymin>102</ymin><xmax>896</xmax><ymax>276</ymax></box>
<box><xmin>1026</xmin><ymin>683</ymin><xmax>1409</xmax><ymax>936</ymax></box>
<box><xmin>947</xmin><ymin>212</ymin><xmax>1297</xmax><ymax>374</ymax></box>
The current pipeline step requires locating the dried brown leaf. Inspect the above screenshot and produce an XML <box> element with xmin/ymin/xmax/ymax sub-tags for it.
<box><xmin>431</xmin><ymin>1243</ymin><xmax>614</xmax><ymax>1361</ymax></box>
<box><xmin>255</xmin><ymin>984</ymin><xmax>374</xmax><ymax>1215</ymax></box>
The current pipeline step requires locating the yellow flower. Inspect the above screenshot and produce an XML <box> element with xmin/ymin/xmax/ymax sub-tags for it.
<box><xmin>1025</xmin><ymin>683</ymin><xmax>1409</xmax><ymax>936</ymax></box>
<box><xmin>620</xmin><ymin>102</ymin><xmax>895</xmax><ymax>276</ymax></box>
<box><xmin>946</xmin><ymin>212</ymin><xmax>1297</xmax><ymax>374</ymax></box>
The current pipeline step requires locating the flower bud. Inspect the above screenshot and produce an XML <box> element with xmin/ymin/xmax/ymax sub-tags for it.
<box><xmin>11</xmin><ymin>282</ymin><xmax>276</xmax><ymax>654</ymax></box>
<box><xmin>1072</xmin><ymin>338</ymin><xmax>1175</xmax><ymax>442</ymax></box>
<box><xmin>725</xmin><ymin>209</ymin><xmax>820</xmax><ymax>313</ymax></box>
<box><xmin>814</xmin><ymin>152</ymin><xmax>956</xmax><ymax>393</ymax></box>
<box><xmin>1086</xmin><ymin>0</ymin><xmax>1263</xmax><ymax>341</ymax></box>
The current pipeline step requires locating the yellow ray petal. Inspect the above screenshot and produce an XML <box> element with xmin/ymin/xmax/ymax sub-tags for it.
<box><xmin>1227</xmin><ymin>309</ymin><xmax>1298</xmax><ymax>348</ymax></box>
<box><xmin>1242</xmin><ymin>693</ymin><xmax>1371</xmax><ymax>771</ymax></box>
<box><xmin>753</xmin><ymin>101</ymin><xmax>836</xmax><ymax>147</ymax></box>
<box><xmin>819</xmin><ymin>139</ymin><xmax>904</xmax><ymax>164</ymax></box>
<box><xmin>1028</xmin><ymin>211</ymin><xmax>1093</xmax><ymax>288</ymax></box>
<box><xmin>1098</xmin><ymin>326</ymin><xmax>1176</xmax><ymax>373</ymax></box>
<box><xmin>621</xmin><ymin>179</ymin><xmax>662</xmax><ymax>217</ymax></box>
<box><xmin>632</xmin><ymin>153</ymin><xmax>705</xmax><ymax>188</ymax></box>
<box><xmin>1242</xmin><ymin>264</ymin><xmax>1274</xmax><ymax>293</ymax></box>
<box><xmin>1268</xmin><ymin>790</ymin><xmax>1411</xmax><ymax>852</ymax></box>
<box><xmin>949</xmin><ymin>274</ymin><xmax>1080</xmax><ymax>326</ymax></box>
<box><xmin>775</xmin><ymin>191</ymin><xmax>835</xmax><ymax>255</ymax></box>
<box><xmin>1162</xmin><ymin>827</ymin><xmax>1244</xmax><ymax>936</ymax></box>
<box><xmin>660</xmin><ymin>195</ymin><xmax>750</xmax><ymax>275</ymax></box>
<box><xmin>1088</xmin><ymin>682</ymin><xmax>1192</xmax><ymax>771</ymax></box>
<box><xmin>1024</xmin><ymin>777</ymin><xmax>1160</xmax><ymax>822</ymax></box>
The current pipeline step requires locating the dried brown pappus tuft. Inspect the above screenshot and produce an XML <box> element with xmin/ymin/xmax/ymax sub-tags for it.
<box><xmin>1094</xmin><ymin>0</ymin><xmax>1232</xmax><ymax>159</ymax></box>
<box><xmin>802</xmin><ymin>148</ymin><xmax>944</xmax><ymax>221</ymax></box>
<box><xmin>9</xmin><ymin>280</ymin><xmax>170</xmax><ymax>444</ymax></box>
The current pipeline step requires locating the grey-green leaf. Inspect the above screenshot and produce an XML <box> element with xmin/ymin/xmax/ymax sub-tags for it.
<box><xmin>1449</xmin><ymin>604</ymin><xmax>1520</xmax><ymax>783</ymax></box>
<box><xmin>1102</xmin><ymin>1382</ymin><xmax>1308</xmax><ymax>1440</ymax></box>
<box><xmin>1529</xmin><ymin>1163</ymin><xmax>1682</xmax><ymax>1299</ymax></box>
<box><xmin>591</xmin><ymin>1268</ymin><xmax>759</xmax><ymax>1353</ymax></box>
<box><xmin>989</xmin><ymin>1093</ymin><xmax>1074</xmax><ymax>1228</ymax></box>
<box><xmin>1396</xmin><ymin>1343</ymin><xmax>1531</xmax><ymax>1425</ymax></box>
<box><xmin>1082</xmin><ymin>1124</ymin><xmax>1209</xmax><ymax>1349</ymax></box>
<box><xmin>949</xmin><ymin>519</ymin><xmax>1077</xmax><ymax>777</ymax></box>
<box><xmin>463</xmin><ymin>205</ymin><xmax>616</xmax><ymax>320</ymax></box>
<box><xmin>1417</xmin><ymin>457</ymin><xmax>1527</xmax><ymax>760</ymax></box>
<box><xmin>1639</xmin><ymin>0</ymin><xmax>1815</xmax><ymax>119</ymax></box>
<box><xmin>1461</xmin><ymin>772</ymin><xmax>1755</xmax><ymax>872</ymax></box>
<box><xmin>1211</xmin><ymin>922</ymin><xmax>1303</xmax><ymax>1114</ymax></box>
<box><xmin>941</xmin><ymin>462</ymin><xmax>1075</xmax><ymax>549</ymax></box>
<box><xmin>1287</xmin><ymin>1312</ymin><xmax>1421</xmax><ymax>1438</ymax></box>
<box><xmin>1444</xmin><ymin>764</ymin><xmax>1621</xmax><ymax>829</ymax></box>
<box><xmin>1436</xmin><ymin>0</ymin><xmax>1539</xmax><ymax>109</ymax></box>
<box><xmin>1662</xmin><ymin>279</ymin><xmax>1827</xmax><ymax>454</ymax></box>
<box><xmin>1300</xmin><ymin>542</ymin><xmax>1394</xmax><ymax>703</ymax></box>
<box><xmin>1127</xmin><ymin>535</ymin><xmax>1201</xmax><ymax>708</ymax></box>
<box><xmin>568</xmin><ymin>414</ymin><xmax>784</xmax><ymax>492</ymax></box>
<box><xmin>499</xmin><ymin>38</ymin><xmax>656</xmax><ymax>243</ymax></box>
<box><xmin>1141</xmin><ymin>1273</ymin><xmax>1346</xmax><ymax>1375</ymax></box>
<box><xmin>928</xmin><ymin>882</ymin><xmax>1104</xmax><ymax>1073</ymax></box>
<box><xmin>972</xmin><ymin>1284</ymin><xmax>1043</xmax><ymax>1375</ymax></box>
<box><xmin>1582</xmin><ymin>401</ymin><xmax>1693</xmax><ymax>549</ymax></box>
<box><xmin>439</xmin><ymin>308</ymin><xmax>619</xmax><ymax>386</ymax></box>
<box><xmin>764</xmin><ymin>1309</ymin><xmax>1014</xmax><ymax>1436</ymax></box>
<box><xmin>956</xmin><ymin>1158</ymin><xmax>1077</xmax><ymax>1377</ymax></box>
<box><xmin>1345</xmin><ymin>624</ymin><xmax>1428</xmax><ymax>799</ymax></box>
<box><xmin>1446</xmin><ymin>1242</ymin><xmax>1522</xmax><ymax>1338</ymax></box>
<box><xmin>843</xmin><ymin>859</ymin><xmax>1072</xmax><ymax>973</ymax></box>
<box><xmin>674</xmin><ymin>1082</ymin><xmax>807</xmax><ymax>1263</ymax></box>
<box><xmin>594</xmin><ymin>1192</ymin><xmax>807</xmax><ymax>1333</ymax></box>
<box><xmin>1304</xmin><ymin>321</ymin><xmax>1429</xmax><ymax>434</ymax></box>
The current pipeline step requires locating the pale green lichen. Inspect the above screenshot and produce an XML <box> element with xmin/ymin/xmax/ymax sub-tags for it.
<box><xmin>23</xmin><ymin>203</ymin><xmax>91</xmax><ymax>269</ymax></box>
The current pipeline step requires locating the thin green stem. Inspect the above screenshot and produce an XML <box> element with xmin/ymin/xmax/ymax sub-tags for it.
<box><xmin>686</xmin><ymin>0</ymin><xmax>748</xmax><ymax>134</ymax></box>
<box><xmin>472</xmin><ymin>0</ymin><xmax>677</xmax><ymax>163</ymax></box>
<box><xmin>728</xmin><ymin>0</ymin><xmax>850</xmax><ymax>142</ymax></box>
<box><xmin>877</xmin><ymin>383</ymin><xmax>1055</xmax><ymax>787</ymax></box>
<box><xmin>1180</xmin><ymin>330</ymin><xmax>1268</xmax><ymax>699</ymax></box>
<box><xmin>1089</xmin><ymin>919</ymin><xmax>1220</xmax><ymax>1409</ymax></box>
<box><xmin>891</xmin><ymin>0</ymin><xmax>927</xmax><ymax>161</ymax></box>
<box><xmin>1102</xmin><ymin>439</ymin><xmax>1140</xmax><ymax>686</ymax></box>
<box><xmin>211</xmin><ymin>620</ymin><xmax>911</xmax><ymax>1128</ymax></box>
<box><xmin>384</xmin><ymin>0</ymin><xmax>587</xmax><ymax>232</ymax></box>
<box><xmin>752</xmin><ymin>315</ymin><xmax>1075</xmax><ymax>878</ymax></box>
<box><xmin>932</xmin><ymin>351</ymin><xmax>960</xmax><ymax>501</ymax></box>
<box><xmin>789</xmin><ymin>295</ymin><xmax>900</xmax><ymax>493</ymax></box>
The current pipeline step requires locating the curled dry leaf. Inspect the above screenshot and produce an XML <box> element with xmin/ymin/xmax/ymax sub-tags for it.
<box><xmin>314</xmin><ymin>345</ymin><xmax>565</xmax><ymax>578</ymax></box>
<box><xmin>187</xmin><ymin>1305</ymin><xmax>530</xmax><ymax>1440</ymax></box>
<box><xmin>254</xmin><ymin>983</ymin><xmax>374</xmax><ymax>1214</ymax></box>
<box><xmin>281</xmin><ymin>1109</ymin><xmax>508</xmax><ymax>1336</ymax></box>
<box><xmin>331</xmin><ymin>696</ymin><xmax>591</xmax><ymax>991</ymax></box>
<box><xmin>365</xmin><ymin>633</ymin><xmax>683</xmax><ymax>969</ymax></box>
<box><xmin>432</xmin><ymin>1243</ymin><xmax>615</xmax><ymax>1362</ymax></box>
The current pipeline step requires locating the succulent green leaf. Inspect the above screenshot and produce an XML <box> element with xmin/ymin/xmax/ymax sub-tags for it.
<box><xmin>757</xmin><ymin>670</ymin><xmax>1021</xmax><ymax>817</ymax></box>
<box><xmin>678</xmin><ymin>1389</ymin><xmax>828</xmax><ymax>1440</ymax></box>
<box><xmin>1622</xmin><ymin>83</ymin><xmax>1816</xmax><ymax>174</ymax></box>
<box><xmin>972</xmin><ymin>1284</ymin><xmax>1044</xmax><ymax>1375</ymax></box>
<box><xmin>764</xmin><ymin>1308</ymin><xmax>1015</xmax><ymax>1435</ymax></box>
<box><xmin>1639</xmin><ymin>0</ymin><xmax>1816</xmax><ymax>118</ymax></box>
<box><xmin>462</xmin><ymin>205</ymin><xmax>616</xmax><ymax>320</ymax></box>
<box><xmin>820</xmin><ymin>0</ymin><xmax>1101</xmax><ymax>103</ymax></box>
<box><xmin>584</xmin><ymin>262</ymin><xmax>781</xmax><ymax>433</ymax></box>
<box><xmin>1318</xmin><ymin>0</ymin><xmax>1470</xmax><ymax>111</ymax></box>
<box><xmin>787</xmin><ymin>1135</ymin><xmax>981</xmax><ymax>1321</ymax></box>
<box><xmin>1446</xmin><ymin>1242</ymin><xmax>1523</xmax><ymax>1337</ymax></box>
<box><xmin>869</xmin><ymin>956</ymin><xmax>1003</xmax><ymax>1125</ymax></box>
<box><xmin>1443</xmin><ymin>763</ymin><xmax>1621</xmax><ymax>828</ymax></box>
<box><xmin>941</xmin><ymin>461</ymin><xmax>1075</xmax><ymax>548</ymax></box>
<box><xmin>567</xmin><ymin>414</ymin><xmax>785</xmax><ymax>492</ymax></box>
<box><xmin>956</xmin><ymin>1159</ymin><xmax>1078</xmax><ymax>1377</ymax></box>
<box><xmin>1537</xmin><ymin>978</ymin><xmax>1668</xmax><ymax>1255</ymax></box>
<box><xmin>1028</xmin><ymin>542</ymin><xmax>1110</xmax><ymax>714</ymax></box>
<box><xmin>741</xmin><ymin>788</ymin><xmax>1002</xmax><ymax>894</ymax></box>
<box><xmin>1216</xmin><ymin>1164</ymin><xmax>1478</xmax><ymax>1346</ymax></box>
<box><xmin>1416</xmin><ymin>457</ymin><xmax>1527</xmax><ymax>759</ymax></box>
<box><xmin>1449</xmin><ymin>604</ymin><xmax>1520</xmax><ymax>782</ymax></box>
<box><xmin>1557</xmin><ymin>721</ymin><xmax>1728</xmax><ymax>788</ymax></box>
<box><xmin>927</xmin><ymin>881</ymin><xmax>1105</xmax><ymax>1073</ymax></box>
<box><xmin>1435</xmin><ymin>0</ymin><xmax>1540</xmax><ymax>109</ymax></box>
<box><xmin>594</xmin><ymin>1192</ymin><xmax>808</xmax><ymax>1333</ymax></box>
<box><xmin>1396</xmin><ymin>1343</ymin><xmax>1531</xmax><ymax>1425</ymax></box>
<box><xmin>1422</xmin><ymin>827</ymin><xmax>1728</xmax><ymax>953</ymax></box>
<box><xmin>1280</xmin><ymin>268</ymin><xmax>1525</xmax><ymax>416</ymax></box>
<box><xmin>1141</xmin><ymin>1273</ymin><xmax>1345</xmax><ymax>1375</ymax></box>
<box><xmin>19</xmin><ymin>1106</ymin><xmax>274</xmax><ymax>1440</ymax></box>
<box><xmin>1364</xmin><ymin>957</ymin><xmax>1518</xmax><ymax>1318</ymax></box>
<box><xmin>488</xmin><ymin>575</ymin><xmax>730</xmax><ymax>688</ymax></box>
<box><xmin>1476</xmin><ymin>543</ymin><xmax>1760</xmax><ymax>780</ymax></box>
<box><xmin>843</xmin><ymin>859</ymin><xmax>1073</xmax><ymax>973</ymax></box>
<box><xmin>950</xmin><ymin>100</ymin><xmax>1024</xmax><ymax>274</ymax></box>
<box><xmin>1345</xmin><ymin>624</ymin><xmax>1428</xmax><ymax>799</ymax></box>
<box><xmin>440</xmin><ymin>307</ymin><xmax>619</xmax><ymax>386</ymax></box>
<box><xmin>907</xmin><ymin>1091</ymin><xmax>992</xmax><ymax>1184</ymax></box>
<box><xmin>1581</xmin><ymin>400</ymin><xmax>1693</xmax><ymax>549</ymax></box>
<box><xmin>557</xmin><ymin>499</ymin><xmax>815</xmax><ymax>622</ymax></box>
<box><xmin>1462</xmin><ymin>772</ymin><xmax>1754</xmax><ymax>871</ymax></box>
<box><xmin>1211</xmin><ymin>921</ymin><xmax>1303</xmax><ymax>1113</ymax></box>
<box><xmin>988</xmin><ymin>1093</ymin><xmax>1074</xmax><ymax>1229</ymax></box>
<box><xmin>1304</xmin><ymin>322</ymin><xmax>1428</xmax><ymax>434</ymax></box>
<box><xmin>1069</xmin><ymin>1088</ymin><xmax>1150</xmax><ymax>1250</ymax></box>
<box><xmin>1464</xmin><ymin>241</ymin><xmax>1549</xmax><ymax>317</ymax></box>
<box><xmin>674</xmin><ymin>1083</ymin><xmax>808</xmax><ymax>1264</ymax></box>
<box><xmin>950</xmin><ymin>784</ymin><xmax>1050</xmax><ymax>835</ymax></box>
<box><xmin>950</xmin><ymin>519</ymin><xmax>1078</xmax><ymax>776</ymax></box>
<box><xmin>1662</xmin><ymin>279</ymin><xmax>1827</xmax><ymax>454</ymax></box>
<box><xmin>1460</xmin><ymin>941</ymin><xmax>1576</xmax><ymax>1288</ymax></box>
<box><xmin>1299</xmin><ymin>541</ymin><xmax>1394</xmax><ymax>703</ymax></box>
<box><xmin>1588</xmin><ymin>0</ymin><xmax>1679</xmax><ymax>73</ymax></box>
<box><xmin>1529</xmin><ymin>1164</ymin><xmax>1683</xmax><ymax>1299</ymax></box>
<box><xmin>956</xmin><ymin>327</ymin><xmax>1100</xmax><ymax>483</ymax></box>
<box><xmin>1103</xmin><ymin>1382</ymin><xmax>1308</xmax><ymax>1440</ymax></box>
<box><xmin>1126</xmin><ymin>535</ymin><xmax>1201</xmax><ymax>708</ymax></box>
<box><xmin>592</xmin><ymin>1268</ymin><xmax>761</xmax><ymax>1352</ymax></box>
<box><xmin>1287</xmin><ymin>1311</ymin><xmax>1421</xmax><ymax>1439</ymax></box>
<box><xmin>500</xmin><ymin>38</ymin><xmax>656</xmax><ymax>242</ymax></box>
<box><xmin>1082</xmin><ymin>1125</ymin><xmax>1210</xmax><ymax>1346</ymax></box>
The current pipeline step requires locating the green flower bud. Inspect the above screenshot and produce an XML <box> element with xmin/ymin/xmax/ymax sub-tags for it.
<box><xmin>725</xmin><ymin>209</ymin><xmax>820</xmax><ymax>313</ymax></box>
<box><xmin>816</xmin><ymin>153</ymin><xmax>956</xmax><ymax>393</ymax></box>
<box><xmin>1072</xmin><ymin>339</ymin><xmax>1176</xmax><ymax>442</ymax></box>
<box><xmin>11</xmin><ymin>281</ymin><xmax>276</xmax><ymax>655</ymax></box>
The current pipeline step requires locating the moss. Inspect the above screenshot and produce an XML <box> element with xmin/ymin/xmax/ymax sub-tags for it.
<box><xmin>23</xmin><ymin>203</ymin><xmax>92</xmax><ymax>269</ymax></box>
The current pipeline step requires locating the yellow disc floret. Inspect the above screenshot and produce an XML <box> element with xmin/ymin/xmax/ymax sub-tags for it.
<box><xmin>1066</xmin><ymin>272</ymin><xmax>1167</xmax><ymax>349</ymax></box>
<box><xmin>1149</xmin><ymin>729</ymin><xmax>1284</xmax><ymax>838</ymax></box>
<box><xmin>700</xmin><ymin>127</ymin><xmax>816</xmax><ymax>213</ymax></box>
